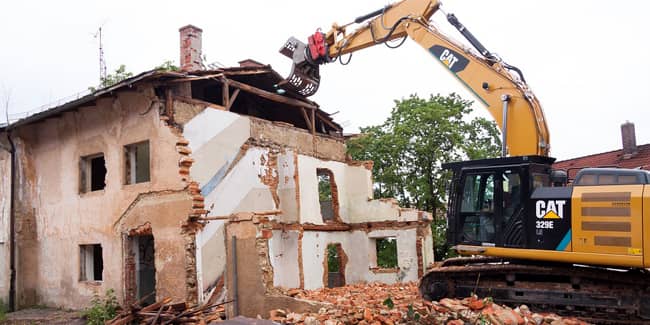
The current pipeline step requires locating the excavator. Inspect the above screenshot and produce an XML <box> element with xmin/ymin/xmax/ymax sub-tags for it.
<box><xmin>277</xmin><ymin>0</ymin><xmax>650</xmax><ymax>323</ymax></box>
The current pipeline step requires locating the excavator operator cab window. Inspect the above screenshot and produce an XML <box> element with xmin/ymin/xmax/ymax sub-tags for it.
<box><xmin>458</xmin><ymin>169</ymin><xmax>525</xmax><ymax>246</ymax></box>
<box><xmin>460</xmin><ymin>173</ymin><xmax>496</xmax><ymax>243</ymax></box>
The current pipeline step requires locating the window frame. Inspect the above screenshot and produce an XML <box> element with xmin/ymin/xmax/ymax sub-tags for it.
<box><xmin>124</xmin><ymin>140</ymin><xmax>151</xmax><ymax>185</ymax></box>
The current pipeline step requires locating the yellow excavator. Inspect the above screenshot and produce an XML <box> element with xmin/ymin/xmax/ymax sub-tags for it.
<box><xmin>278</xmin><ymin>0</ymin><xmax>650</xmax><ymax>322</ymax></box>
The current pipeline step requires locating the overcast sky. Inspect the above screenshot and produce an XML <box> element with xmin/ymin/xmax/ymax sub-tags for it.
<box><xmin>1</xmin><ymin>1</ymin><xmax>649</xmax><ymax>160</ymax></box>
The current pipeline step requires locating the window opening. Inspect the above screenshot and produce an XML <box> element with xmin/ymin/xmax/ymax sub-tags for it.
<box><xmin>80</xmin><ymin>244</ymin><xmax>103</xmax><ymax>281</ymax></box>
<box><xmin>125</xmin><ymin>141</ymin><xmax>150</xmax><ymax>184</ymax></box>
<box><xmin>317</xmin><ymin>169</ymin><xmax>337</xmax><ymax>222</ymax></box>
<box><xmin>375</xmin><ymin>237</ymin><xmax>398</xmax><ymax>268</ymax></box>
<box><xmin>80</xmin><ymin>154</ymin><xmax>106</xmax><ymax>193</ymax></box>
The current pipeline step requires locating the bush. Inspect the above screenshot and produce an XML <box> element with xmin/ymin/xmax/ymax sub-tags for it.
<box><xmin>0</xmin><ymin>298</ymin><xmax>7</xmax><ymax>321</ymax></box>
<box><xmin>83</xmin><ymin>289</ymin><xmax>120</xmax><ymax>325</ymax></box>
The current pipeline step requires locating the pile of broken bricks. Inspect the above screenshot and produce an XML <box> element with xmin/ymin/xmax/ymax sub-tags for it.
<box><xmin>270</xmin><ymin>282</ymin><xmax>591</xmax><ymax>324</ymax></box>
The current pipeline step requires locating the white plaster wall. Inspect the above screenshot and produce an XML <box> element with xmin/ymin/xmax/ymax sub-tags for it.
<box><xmin>184</xmin><ymin>109</ymin><xmax>250</xmax><ymax>187</ymax></box>
<box><xmin>269</xmin><ymin>230</ymin><xmax>300</xmax><ymax>288</ymax></box>
<box><xmin>423</xmin><ymin>232</ymin><xmax>435</xmax><ymax>268</ymax></box>
<box><xmin>300</xmin><ymin>229</ymin><xmax>420</xmax><ymax>290</ymax></box>
<box><xmin>277</xmin><ymin>151</ymin><xmax>299</xmax><ymax>223</ymax></box>
<box><xmin>297</xmin><ymin>155</ymin><xmax>409</xmax><ymax>224</ymax></box>
<box><xmin>0</xmin><ymin>149</ymin><xmax>10</xmax><ymax>302</ymax></box>
<box><xmin>187</xmin><ymin>109</ymin><xmax>283</xmax><ymax>299</ymax></box>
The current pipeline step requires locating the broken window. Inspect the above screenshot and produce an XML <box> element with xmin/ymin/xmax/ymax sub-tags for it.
<box><xmin>375</xmin><ymin>237</ymin><xmax>398</xmax><ymax>268</ymax></box>
<box><xmin>317</xmin><ymin>168</ymin><xmax>337</xmax><ymax>222</ymax></box>
<box><xmin>80</xmin><ymin>154</ymin><xmax>107</xmax><ymax>193</ymax></box>
<box><xmin>79</xmin><ymin>244</ymin><xmax>103</xmax><ymax>281</ymax></box>
<box><xmin>124</xmin><ymin>141</ymin><xmax>150</xmax><ymax>184</ymax></box>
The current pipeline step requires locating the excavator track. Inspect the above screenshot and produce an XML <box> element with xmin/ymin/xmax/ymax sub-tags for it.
<box><xmin>419</xmin><ymin>257</ymin><xmax>650</xmax><ymax>324</ymax></box>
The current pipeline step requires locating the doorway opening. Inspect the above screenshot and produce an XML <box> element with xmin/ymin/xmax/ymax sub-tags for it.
<box><xmin>126</xmin><ymin>234</ymin><xmax>156</xmax><ymax>305</ymax></box>
<box><xmin>325</xmin><ymin>243</ymin><xmax>346</xmax><ymax>288</ymax></box>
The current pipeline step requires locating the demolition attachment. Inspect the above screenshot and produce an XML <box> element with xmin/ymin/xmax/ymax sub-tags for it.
<box><xmin>278</xmin><ymin>31</ymin><xmax>329</xmax><ymax>97</ymax></box>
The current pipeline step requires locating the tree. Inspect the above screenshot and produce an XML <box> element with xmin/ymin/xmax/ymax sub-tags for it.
<box><xmin>89</xmin><ymin>65</ymin><xmax>133</xmax><ymax>92</ymax></box>
<box><xmin>347</xmin><ymin>93</ymin><xmax>501</xmax><ymax>259</ymax></box>
<box><xmin>154</xmin><ymin>60</ymin><xmax>180</xmax><ymax>72</ymax></box>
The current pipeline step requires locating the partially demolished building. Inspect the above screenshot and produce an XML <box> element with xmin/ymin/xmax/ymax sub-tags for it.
<box><xmin>0</xmin><ymin>25</ymin><xmax>434</xmax><ymax>316</ymax></box>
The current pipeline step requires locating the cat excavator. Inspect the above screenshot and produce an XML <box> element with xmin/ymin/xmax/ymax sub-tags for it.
<box><xmin>278</xmin><ymin>0</ymin><xmax>650</xmax><ymax>322</ymax></box>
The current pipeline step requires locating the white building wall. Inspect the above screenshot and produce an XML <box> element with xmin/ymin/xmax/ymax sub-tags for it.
<box><xmin>299</xmin><ymin>229</ymin><xmax>421</xmax><ymax>290</ymax></box>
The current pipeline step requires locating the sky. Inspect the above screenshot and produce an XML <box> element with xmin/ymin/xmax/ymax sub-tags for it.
<box><xmin>1</xmin><ymin>0</ymin><xmax>649</xmax><ymax>160</ymax></box>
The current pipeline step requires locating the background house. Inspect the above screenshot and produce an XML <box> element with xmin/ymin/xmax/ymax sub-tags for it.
<box><xmin>554</xmin><ymin>122</ymin><xmax>650</xmax><ymax>179</ymax></box>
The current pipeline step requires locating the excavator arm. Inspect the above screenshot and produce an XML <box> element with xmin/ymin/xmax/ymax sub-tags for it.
<box><xmin>278</xmin><ymin>0</ymin><xmax>550</xmax><ymax>157</ymax></box>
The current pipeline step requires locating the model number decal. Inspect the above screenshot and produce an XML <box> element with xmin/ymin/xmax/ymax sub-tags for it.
<box><xmin>536</xmin><ymin>220</ymin><xmax>554</xmax><ymax>229</ymax></box>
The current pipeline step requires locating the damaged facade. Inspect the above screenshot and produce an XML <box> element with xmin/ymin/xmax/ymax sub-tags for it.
<box><xmin>0</xmin><ymin>25</ymin><xmax>434</xmax><ymax>316</ymax></box>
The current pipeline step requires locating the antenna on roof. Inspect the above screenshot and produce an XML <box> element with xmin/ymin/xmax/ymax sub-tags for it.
<box><xmin>93</xmin><ymin>25</ymin><xmax>107</xmax><ymax>84</ymax></box>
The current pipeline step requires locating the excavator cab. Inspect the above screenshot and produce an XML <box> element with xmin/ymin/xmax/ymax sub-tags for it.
<box><xmin>444</xmin><ymin>156</ymin><xmax>555</xmax><ymax>250</ymax></box>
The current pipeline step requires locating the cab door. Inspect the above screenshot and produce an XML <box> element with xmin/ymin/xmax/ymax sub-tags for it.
<box><xmin>457</xmin><ymin>172</ymin><xmax>500</xmax><ymax>245</ymax></box>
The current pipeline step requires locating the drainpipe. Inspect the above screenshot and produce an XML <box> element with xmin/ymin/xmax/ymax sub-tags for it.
<box><xmin>2</xmin><ymin>129</ymin><xmax>16</xmax><ymax>311</ymax></box>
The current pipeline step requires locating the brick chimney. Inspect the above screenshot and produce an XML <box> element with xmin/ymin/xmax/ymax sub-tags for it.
<box><xmin>179</xmin><ymin>25</ymin><xmax>203</xmax><ymax>72</ymax></box>
<box><xmin>621</xmin><ymin>121</ymin><xmax>638</xmax><ymax>158</ymax></box>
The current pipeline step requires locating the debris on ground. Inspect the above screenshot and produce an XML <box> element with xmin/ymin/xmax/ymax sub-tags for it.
<box><xmin>272</xmin><ymin>282</ymin><xmax>591</xmax><ymax>324</ymax></box>
<box><xmin>107</xmin><ymin>296</ymin><xmax>228</xmax><ymax>324</ymax></box>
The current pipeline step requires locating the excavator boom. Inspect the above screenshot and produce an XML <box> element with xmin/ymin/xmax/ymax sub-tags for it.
<box><xmin>278</xmin><ymin>0</ymin><xmax>550</xmax><ymax>156</ymax></box>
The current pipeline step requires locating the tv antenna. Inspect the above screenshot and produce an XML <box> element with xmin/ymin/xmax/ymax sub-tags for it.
<box><xmin>93</xmin><ymin>25</ymin><xmax>107</xmax><ymax>83</ymax></box>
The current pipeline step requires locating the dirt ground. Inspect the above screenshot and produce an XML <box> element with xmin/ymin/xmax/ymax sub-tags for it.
<box><xmin>1</xmin><ymin>308</ymin><xmax>85</xmax><ymax>325</ymax></box>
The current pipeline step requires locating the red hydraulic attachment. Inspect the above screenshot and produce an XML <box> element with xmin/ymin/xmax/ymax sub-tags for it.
<box><xmin>308</xmin><ymin>30</ymin><xmax>328</xmax><ymax>63</ymax></box>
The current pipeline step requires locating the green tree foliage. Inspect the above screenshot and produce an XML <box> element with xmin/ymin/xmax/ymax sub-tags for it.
<box><xmin>318</xmin><ymin>173</ymin><xmax>332</xmax><ymax>202</ymax></box>
<box><xmin>89</xmin><ymin>65</ymin><xmax>133</xmax><ymax>92</ymax></box>
<box><xmin>376</xmin><ymin>238</ymin><xmax>398</xmax><ymax>268</ymax></box>
<box><xmin>155</xmin><ymin>60</ymin><xmax>180</xmax><ymax>72</ymax></box>
<box><xmin>347</xmin><ymin>93</ymin><xmax>501</xmax><ymax>259</ymax></box>
<box><xmin>100</xmin><ymin>65</ymin><xmax>133</xmax><ymax>88</ymax></box>
<box><xmin>327</xmin><ymin>244</ymin><xmax>340</xmax><ymax>272</ymax></box>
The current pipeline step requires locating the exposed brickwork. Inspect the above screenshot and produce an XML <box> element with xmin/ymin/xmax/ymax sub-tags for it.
<box><xmin>297</xmin><ymin>230</ymin><xmax>305</xmax><ymax>289</ymax></box>
<box><xmin>258</xmin><ymin>149</ymin><xmax>281</xmax><ymax>209</ymax></box>
<box><xmin>179</xmin><ymin>25</ymin><xmax>203</xmax><ymax>72</ymax></box>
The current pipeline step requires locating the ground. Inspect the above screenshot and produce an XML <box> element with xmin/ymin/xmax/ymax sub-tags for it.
<box><xmin>0</xmin><ymin>308</ymin><xmax>85</xmax><ymax>325</ymax></box>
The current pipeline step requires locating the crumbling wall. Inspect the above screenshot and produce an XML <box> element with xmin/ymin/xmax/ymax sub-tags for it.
<box><xmin>180</xmin><ymin>106</ymin><xmax>434</xmax><ymax>307</ymax></box>
<box><xmin>250</xmin><ymin>117</ymin><xmax>346</xmax><ymax>162</ymax></box>
<box><xmin>297</xmin><ymin>228</ymin><xmax>421</xmax><ymax>290</ymax></box>
<box><xmin>10</xmin><ymin>86</ymin><xmax>191</xmax><ymax>309</ymax></box>
<box><xmin>297</xmin><ymin>155</ymin><xmax>426</xmax><ymax>224</ymax></box>
<box><xmin>225</xmin><ymin>218</ymin><xmax>322</xmax><ymax>318</ymax></box>
<box><xmin>0</xmin><ymin>147</ymin><xmax>11</xmax><ymax>303</ymax></box>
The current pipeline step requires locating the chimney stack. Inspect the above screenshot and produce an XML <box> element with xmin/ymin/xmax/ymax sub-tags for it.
<box><xmin>621</xmin><ymin>121</ymin><xmax>638</xmax><ymax>158</ymax></box>
<box><xmin>179</xmin><ymin>25</ymin><xmax>203</xmax><ymax>72</ymax></box>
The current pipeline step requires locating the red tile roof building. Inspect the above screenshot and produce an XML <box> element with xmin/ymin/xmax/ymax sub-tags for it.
<box><xmin>554</xmin><ymin>122</ymin><xmax>650</xmax><ymax>180</ymax></box>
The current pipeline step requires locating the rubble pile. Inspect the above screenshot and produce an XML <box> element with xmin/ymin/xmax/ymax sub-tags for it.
<box><xmin>107</xmin><ymin>297</ymin><xmax>227</xmax><ymax>325</ymax></box>
<box><xmin>272</xmin><ymin>282</ymin><xmax>590</xmax><ymax>324</ymax></box>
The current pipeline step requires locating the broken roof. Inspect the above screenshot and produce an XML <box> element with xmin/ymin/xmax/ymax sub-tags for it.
<box><xmin>1</xmin><ymin>64</ymin><xmax>342</xmax><ymax>135</ymax></box>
